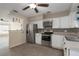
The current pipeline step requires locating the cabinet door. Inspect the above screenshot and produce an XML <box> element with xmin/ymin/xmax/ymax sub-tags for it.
<box><xmin>53</xmin><ymin>18</ymin><xmax>60</xmax><ymax>28</ymax></box>
<box><xmin>37</xmin><ymin>20</ymin><xmax>43</xmax><ymax>28</ymax></box>
<box><xmin>51</xmin><ymin>34</ymin><xmax>64</xmax><ymax>49</ymax></box>
<box><xmin>32</xmin><ymin>20</ymin><xmax>43</xmax><ymax>29</ymax></box>
<box><xmin>69</xmin><ymin>12</ymin><xmax>79</xmax><ymax>28</ymax></box>
<box><xmin>60</xmin><ymin>16</ymin><xmax>70</xmax><ymax>28</ymax></box>
<box><xmin>35</xmin><ymin>33</ymin><xmax>42</xmax><ymax>44</ymax></box>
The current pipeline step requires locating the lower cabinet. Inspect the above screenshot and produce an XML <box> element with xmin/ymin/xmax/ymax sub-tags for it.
<box><xmin>35</xmin><ymin>33</ymin><xmax>42</xmax><ymax>45</ymax></box>
<box><xmin>51</xmin><ymin>34</ymin><xmax>64</xmax><ymax>49</ymax></box>
<box><xmin>35</xmin><ymin>33</ymin><xmax>64</xmax><ymax>49</ymax></box>
<box><xmin>64</xmin><ymin>39</ymin><xmax>79</xmax><ymax>56</ymax></box>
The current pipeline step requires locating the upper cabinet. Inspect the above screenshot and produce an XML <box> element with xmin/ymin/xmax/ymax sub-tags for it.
<box><xmin>37</xmin><ymin>20</ymin><xmax>43</xmax><ymax>28</ymax></box>
<box><xmin>52</xmin><ymin>13</ymin><xmax>78</xmax><ymax>28</ymax></box>
<box><xmin>31</xmin><ymin>10</ymin><xmax>79</xmax><ymax>29</ymax></box>
<box><xmin>53</xmin><ymin>16</ymin><xmax>71</xmax><ymax>28</ymax></box>
<box><xmin>53</xmin><ymin>17</ymin><xmax>60</xmax><ymax>28</ymax></box>
<box><xmin>32</xmin><ymin>20</ymin><xmax>43</xmax><ymax>29</ymax></box>
<box><xmin>70</xmin><ymin>4</ymin><xmax>79</xmax><ymax>28</ymax></box>
<box><xmin>32</xmin><ymin>18</ymin><xmax>53</xmax><ymax>29</ymax></box>
<box><xmin>69</xmin><ymin>12</ymin><xmax>77</xmax><ymax>28</ymax></box>
<box><xmin>60</xmin><ymin>16</ymin><xmax>71</xmax><ymax>28</ymax></box>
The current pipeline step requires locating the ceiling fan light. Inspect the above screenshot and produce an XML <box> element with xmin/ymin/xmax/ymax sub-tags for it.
<box><xmin>30</xmin><ymin>4</ymin><xmax>36</xmax><ymax>9</ymax></box>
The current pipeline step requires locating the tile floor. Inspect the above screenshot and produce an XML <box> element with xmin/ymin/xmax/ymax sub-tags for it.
<box><xmin>0</xmin><ymin>33</ymin><xmax>63</xmax><ymax>56</ymax></box>
<box><xmin>0</xmin><ymin>43</ymin><xmax>63</xmax><ymax>56</ymax></box>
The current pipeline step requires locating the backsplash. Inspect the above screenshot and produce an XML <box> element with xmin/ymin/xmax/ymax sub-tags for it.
<box><xmin>37</xmin><ymin>28</ymin><xmax>79</xmax><ymax>37</ymax></box>
<box><xmin>53</xmin><ymin>28</ymin><xmax>79</xmax><ymax>33</ymax></box>
<box><xmin>38</xmin><ymin>28</ymin><xmax>79</xmax><ymax>33</ymax></box>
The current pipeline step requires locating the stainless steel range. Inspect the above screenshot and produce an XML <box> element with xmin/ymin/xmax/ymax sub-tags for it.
<box><xmin>42</xmin><ymin>32</ymin><xmax>53</xmax><ymax>47</ymax></box>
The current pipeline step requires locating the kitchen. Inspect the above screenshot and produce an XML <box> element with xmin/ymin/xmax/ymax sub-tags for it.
<box><xmin>0</xmin><ymin>3</ymin><xmax>79</xmax><ymax>56</ymax></box>
<box><xmin>26</xmin><ymin>3</ymin><xmax>79</xmax><ymax>56</ymax></box>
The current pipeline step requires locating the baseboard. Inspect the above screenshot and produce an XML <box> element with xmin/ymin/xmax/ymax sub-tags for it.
<box><xmin>9</xmin><ymin>41</ymin><xmax>26</xmax><ymax>48</ymax></box>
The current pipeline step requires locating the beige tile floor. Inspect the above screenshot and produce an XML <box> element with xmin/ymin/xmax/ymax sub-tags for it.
<box><xmin>0</xmin><ymin>34</ymin><xmax>63</xmax><ymax>56</ymax></box>
<box><xmin>0</xmin><ymin>43</ymin><xmax>63</xmax><ymax>56</ymax></box>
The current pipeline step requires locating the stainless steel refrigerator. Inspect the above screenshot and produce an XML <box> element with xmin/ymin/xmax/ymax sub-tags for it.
<box><xmin>26</xmin><ymin>24</ymin><xmax>38</xmax><ymax>43</ymax></box>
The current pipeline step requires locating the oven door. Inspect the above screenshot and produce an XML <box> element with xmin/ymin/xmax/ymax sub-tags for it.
<box><xmin>42</xmin><ymin>35</ymin><xmax>51</xmax><ymax>41</ymax></box>
<box><xmin>42</xmin><ymin>34</ymin><xmax>51</xmax><ymax>46</ymax></box>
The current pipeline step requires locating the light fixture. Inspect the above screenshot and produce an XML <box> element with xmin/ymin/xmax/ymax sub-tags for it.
<box><xmin>29</xmin><ymin>4</ymin><xmax>36</xmax><ymax>9</ymax></box>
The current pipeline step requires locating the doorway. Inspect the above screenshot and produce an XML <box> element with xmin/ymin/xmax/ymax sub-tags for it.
<box><xmin>0</xmin><ymin>21</ymin><xmax>9</xmax><ymax>49</ymax></box>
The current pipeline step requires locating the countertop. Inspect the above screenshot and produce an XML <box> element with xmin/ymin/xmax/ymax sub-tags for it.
<box><xmin>36</xmin><ymin>32</ymin><xmax>79</xmax><ymax>42</ymax></box>
<box><xmin>65</xmin><ymin>36</ymin><xmax>79</xmax><ymax>42</ymax></box>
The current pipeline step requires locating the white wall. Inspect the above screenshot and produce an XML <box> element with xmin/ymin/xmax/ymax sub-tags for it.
<box><xmin>28</xmin><ymin>14</ymin><xmax>43</xmax><ymax>21</ymax></box>
<box><xmin>0</xmin><ymin>6</ymin><xmax>28</xmax><ymax>48</ymax></box>
<box><xmin>9</xmin><ymin>30</ymin><xmax>24</xmax><ymax>48</ymax></box>
<box><xmin>8</xmin><ymin>11</ymin><xmax>28</xmax><ymax>48</ymax></box>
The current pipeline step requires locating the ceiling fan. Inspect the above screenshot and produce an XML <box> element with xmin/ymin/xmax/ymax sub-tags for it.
<box><xmin>22</xmin><ymin>3</ymin><xmax>49</xmax><ymax>13</ymax></box>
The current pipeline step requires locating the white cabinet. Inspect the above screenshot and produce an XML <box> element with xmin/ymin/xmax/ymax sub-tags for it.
<box><xmin>64</xmin><ymin>38</ymin><xmax>79</xmax><ymax>56</ymax></box>
<box><xmin>66</xmin><ymin>12</ymin><xmax>79</xmax><ymax>28</ymax></box>
<box><xmin>53</xmin><ymin>18</ymin><xmax>60</xmax><ymax>28</ymax></box>
<box><xmin>60</xmin><ymin>16</ymin><xmax>70</xmax><ymax>28</ymax></box>
<box><xmin>52</xmin><ymin>15</ymin><xmax>76</xmax><ymax>28</ymax></box>
<box><xmin>37</xmin><ymin>20</ymin><xmax>43</xmax><ymax>28</ymax></box>
<box><xmin>53</xmin><ymin>16</ymin><xmax>70</xmax><ymax>28</ymax></box>
<box><xmin>70</xmin><ymin>49</ymin><xmax>79</xmax><ymax>56</ymax></box>
<box><xmin>69</xmin><ymin>12</ymin><xmax>77</xmax><ymax>28</ymax></box>
<box><xmin>52</xmin><ymin>12</ymin><xmax>79</xmax><ymax>28</ymax></box>
<box><xmin>35</xmin><ymin>33</ymin><xmax>42</xmax><ymax>45</ymax></box>
<box><xmin>51</xmin><ymin>34</ymin><xmax>64</xmax><ymax>49</ymax></box>
<box><xmin>32</xmin><ymin>20</ymin><xmax>43</xmax><ymax>29</ymax></box>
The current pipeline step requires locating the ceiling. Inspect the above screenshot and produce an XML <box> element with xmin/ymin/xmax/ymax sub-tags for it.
<box><xmin>0</xmin><ymin>3</ymin><xmax>72</xmax><ymax>17</ymax></box>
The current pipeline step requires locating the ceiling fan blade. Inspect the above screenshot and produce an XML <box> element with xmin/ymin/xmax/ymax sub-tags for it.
<box><xmin>38</xmin><ymin>4</ymin><xmax>49</xmax><ymax>7</ymax></box>
<box><xmin>34</xmin><ymin>8</ymin><xmax>39</xmax><ymax>13</ymax></box>
<box><xmin>13</xmin><ymin>10</ymin><xmax>18</xmax><ymax>13</ymax></box>
<box><xmin>22</xmin><ymin>6</ymin><xmax>30</xmax><ymax>10</ymax></box>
